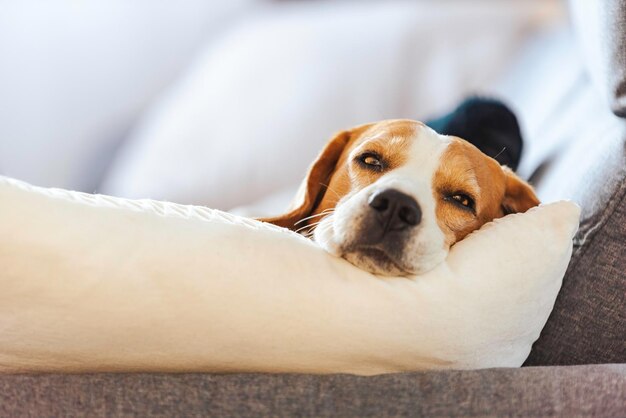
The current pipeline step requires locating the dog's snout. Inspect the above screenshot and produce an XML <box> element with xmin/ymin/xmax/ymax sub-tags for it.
<box><xmin>368</xmin><ymin>189</ymin><xmax>421</xmax><ymax>231</ymax></box>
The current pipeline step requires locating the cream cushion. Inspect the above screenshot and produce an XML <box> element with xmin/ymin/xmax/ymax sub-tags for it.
<box><xmin>0</xmin><ymin>177</ymin><xmax>579</xmax><ymax>375</ymax></box>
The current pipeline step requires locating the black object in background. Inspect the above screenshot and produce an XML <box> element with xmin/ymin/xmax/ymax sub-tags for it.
<box><xmin>426</xmin><ymin>97</ymin><xmax>523</xmax><ymax>171</ymax></box>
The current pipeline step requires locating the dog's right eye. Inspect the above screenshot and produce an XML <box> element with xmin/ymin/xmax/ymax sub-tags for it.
<box><xmin>357</xmin><ymin>153</ymin><xmax>384</xmax><ymax>171</ymax></box>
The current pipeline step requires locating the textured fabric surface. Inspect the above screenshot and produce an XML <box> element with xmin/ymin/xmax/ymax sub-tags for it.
<box><xmin>0</xmin><ymin>365</ymin><xmax>624</xmax><ymax>417</ymax></box>
<box><xmin>526</xmin><ymin>169</ymin><xmax>626</xmax><ymax>365</ymax></box>
<box><xmin>607</xmin><ymin>0</ymin><xmax>626</xmax><ymax>115</ymax></box>
<box><xmin>520</xmin><ymin>32</ymin><xmax>626</xmax><ymax>366</ymax></box>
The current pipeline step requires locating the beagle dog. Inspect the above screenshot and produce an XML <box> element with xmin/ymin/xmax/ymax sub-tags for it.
<box><xmin>261</xmin><ymin>119</ymin><xmax>539</xmax><ymax>276</ymax></box>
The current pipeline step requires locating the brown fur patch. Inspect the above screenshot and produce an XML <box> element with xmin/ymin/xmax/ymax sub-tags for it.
<box><xmin>433</xmin><ymin>137</ymin><xmax>539</xmax><ymax>247</ymax></box>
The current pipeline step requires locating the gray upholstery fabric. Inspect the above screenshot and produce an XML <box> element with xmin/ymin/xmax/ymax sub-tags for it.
<box><xmin>0</xmin><ymin>365</ymin><xmax>624</xmax><ymax>417</ymax></box>
<box><xmin>608</xmin><ymin>0</ymin><xmax>626</xmax><ymax>116</ymax></box>
<box><xmin>526</xmin><ymin>167</ymin><xmax>626</xmax><ymax>365</ymax></box>
<box><xmin>521</xmin><ymin>3</ymin><xmax>626</xmax><ymax>367</ymax></box>
<box><xmin>523</xmin><ymin>90</ymin><xmax>626</xmax><ymax>365</ymax></box>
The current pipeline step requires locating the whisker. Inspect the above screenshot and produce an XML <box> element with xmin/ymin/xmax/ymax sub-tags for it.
<box><xmin>305</xmin><ymin>223</ymin><xmax>326</xmax><ymax>239</ymax></box>
<box><xmin>309</xmin><ymin>220</ymin><xmax>332</xmax><ymax>239</ymax></box>
<box><xmin>295</xmin><ymin>219</ymin><xmax>326</xmax><ymax>234</ymax></box>
<box><xmin>295</xmin><ymin>224</ymin><xmax>313</xmax><ymax>234</ymax></box>
<box><xmin>293</xmin><ymin>209</ymin><xmax>335</xmax><ymax>226</ymax></box>
<box><xmin>319</xmin><ymin>182</ymin><xmax>341</xmax><ymax>200</ymax></box>
<box><xmin>295</xmin><ymin>214</ymin><xmax>333</xmax><ymax>235</ymax></box>
<box><xmin>492</xmin><ymin>147</ymin><xmax>507</xmax><ymax>161</ymax></box>
<box><xmin>293</xmin><ymin>213</ymin><xmax>324</xmax><ymax>226</ymax></box>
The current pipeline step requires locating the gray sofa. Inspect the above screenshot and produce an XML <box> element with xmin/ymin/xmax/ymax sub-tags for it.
<box><xmin>1</xmin><ymin>365</ymin><xmax>624</xmax><ymax>417</ymax></box>
<box><xmin>1</xmin><ymin>1</ymin><xmax>624</xmax><ymax>416</ymax></box>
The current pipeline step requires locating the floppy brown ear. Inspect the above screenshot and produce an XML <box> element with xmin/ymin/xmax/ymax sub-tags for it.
<box><xmin>259</xmin><ymin>130</ymin><xmax>353</xmax><ymax>230</ymax></box>
<box><xmin>501</xmin><ymin>166</ymin><xmax>540</xmax><ymax>214</ymax></box>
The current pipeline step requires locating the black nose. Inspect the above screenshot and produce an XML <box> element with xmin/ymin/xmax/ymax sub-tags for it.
<box><xmin>368</xmin><ymin>189</ymin><xmax>421</xmax><ymax>232</ymax></box>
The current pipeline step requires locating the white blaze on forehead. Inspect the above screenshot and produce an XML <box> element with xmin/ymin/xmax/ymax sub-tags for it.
<box><xmin>368</xmin><ymin>125</ymin><xmax>451</xmax><ymax>268</ymax></box>
<box><xmin>375</xmin><ymin>125</ymin><xmax>451</xmax><ymax>198</ymax></box>
<box><xmin>404</xmin><ymin>125</ymin><xmax>451</xmax><ymax>177</ymax></box>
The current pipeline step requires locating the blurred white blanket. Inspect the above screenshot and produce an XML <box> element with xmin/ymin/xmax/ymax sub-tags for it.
<box><xmin>101</xmin><ymin>1</ymin><xmax>564</xmax><ymax>210</ymax></box>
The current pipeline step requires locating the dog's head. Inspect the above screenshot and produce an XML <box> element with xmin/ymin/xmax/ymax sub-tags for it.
<box><xmin>261</xmin><ymin>119</ymin><xmax>539</xmax><ymax>276</ymax></box>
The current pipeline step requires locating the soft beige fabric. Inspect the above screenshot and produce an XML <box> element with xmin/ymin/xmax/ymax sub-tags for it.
<box><xmin>0</xmin><ymin>177</ymin><xmax>579</xmax><ymax>375</ymax></box>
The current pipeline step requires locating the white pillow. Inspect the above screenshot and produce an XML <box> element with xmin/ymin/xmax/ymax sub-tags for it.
<box><xmin>0</xmin><ymin>176</ymin><xmax>579</xmax><ymax>375</ymax></box>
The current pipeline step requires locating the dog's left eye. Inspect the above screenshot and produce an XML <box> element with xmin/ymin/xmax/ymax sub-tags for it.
<box><xmin>446</xmin><ymin>193</ymin><xmax>476</xmax><ymax>211</ymax></box>
<box><xmin>357</xmin><ymin>153</ymin><xmax>383</xmax><ymax>170</ymax></box>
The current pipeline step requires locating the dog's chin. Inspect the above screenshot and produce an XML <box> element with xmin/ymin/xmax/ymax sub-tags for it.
<box><xmin>342</xmin><ymin>247</ymin><xmax>417</xmax><ymax>277</ymax></box>
<box><xmin>312</xmin><ymin>215</ymin><xmax>448</xmax><ymax>277</ymax></box>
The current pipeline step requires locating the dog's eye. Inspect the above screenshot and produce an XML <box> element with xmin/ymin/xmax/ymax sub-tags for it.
<box><xmin>357</xmin><ymin>153</ymin><xmax>384</xmax><ymax>170</ymax></box>
<box><xmin>447</xmin><ymin>193</ymin><xmax>475</xmax><ymax>211</ymax></box>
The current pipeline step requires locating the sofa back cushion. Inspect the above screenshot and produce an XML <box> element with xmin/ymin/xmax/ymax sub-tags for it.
<box><xmin>523</xmin><ymin>0</ymin><xmax>626</xmax><ymax>365</ymax></box>
<box><xmin>570</xmin><ymin>0</ymin><xmax>626</xmax><ymax>116</ymax></box>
